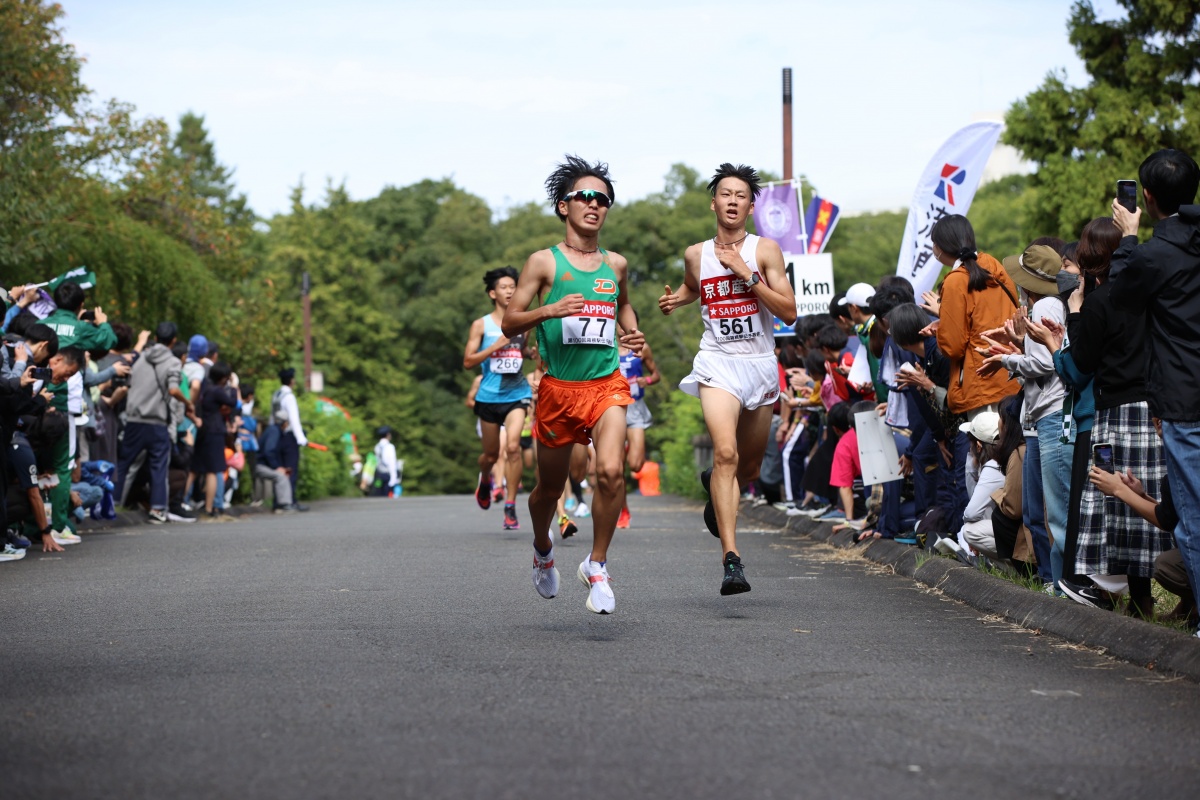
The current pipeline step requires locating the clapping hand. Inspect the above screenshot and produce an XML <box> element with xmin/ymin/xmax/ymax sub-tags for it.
<box><xmin>977</xmin><ymin>353</ymin><xmax>1007</xmax><ymax>378</ymax></box>
<box><xmin>1026</xmin><ymin>317</ymin><xmax>1065</xmax><ymax>352</ymax></box>
<box><xmin>920</xmin><ymin>290</ymin><xmax>941</xmax><ymax>317</ymax></box>
<box><xmin>978</xmin><ymin>333</ymin><xmax>1020</xmax><ymax>357</ymax></box>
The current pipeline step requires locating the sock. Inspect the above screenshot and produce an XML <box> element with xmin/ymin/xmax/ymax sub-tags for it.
<box><xmin>570</xmin><ymin>478</ymin><xmax>584</xmax><ymax>504</ymax></box>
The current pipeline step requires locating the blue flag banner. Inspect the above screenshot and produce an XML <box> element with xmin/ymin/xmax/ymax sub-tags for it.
<box><xmin>803</xmin><ymin>197</ymin><xmax>840</xmax><ymax>254</ymax></box>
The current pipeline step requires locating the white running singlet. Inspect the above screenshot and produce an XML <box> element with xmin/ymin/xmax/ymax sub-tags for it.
<box><xmin>697</xmin><ymin>234</ymin><xmax>776</xmax><ymax>356</ymax></box>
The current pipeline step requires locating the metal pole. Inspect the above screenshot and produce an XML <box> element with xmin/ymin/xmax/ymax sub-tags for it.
<box><xmin>782</xmin><ymin>68</ymin><xmax>793</xmax><ymax>181</ymax></box>
<box><xmin>302</xmin><ymin>271</ymin><xmax>312</xmax><ymax>392</ymax></box>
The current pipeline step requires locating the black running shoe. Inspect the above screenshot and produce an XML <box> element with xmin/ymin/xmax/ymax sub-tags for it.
<box><xmin>703</xmin><ymin>500</ymin><xmax>719</xmax><ymax>538</ymax></box>
<box><xmin>558</xmin><ymin>514</ymin><xmax>577</xmax><ymax>539</ymax></box>
<box><xmin>721</xmin><ymin>551</ymin><xmax>751</xmax><ymax>595</ymax></box>
<box><xmin>1059</xmin><ymin>578</ymin><xmax>1115</xmax><ymax>611</ymax></box>
<box><xmin>475</xmin><ymin>472</ymin><xmax>493</xmax><ymax>510</ymax></box>
<box><xmin>700</xmin><ymin>468</ymin><xmax>718</xmax><ymax>538</ymax></box>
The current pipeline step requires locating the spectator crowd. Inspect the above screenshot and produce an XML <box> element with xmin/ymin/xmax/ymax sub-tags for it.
<box><xmin>1</xmin><ymin>281</ymin><xmax>311</xmax><ymax>563</ymax></box>
<box><xmin>747</xmin><ymin>148</ymin><xmax>1200</xmax><ymax>639</ymax></box>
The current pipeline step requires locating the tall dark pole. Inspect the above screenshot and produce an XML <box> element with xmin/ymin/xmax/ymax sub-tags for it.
<box><xmin>302</xmin><ymin>271</ymin><xmax>312</xmax><ymax>392</ymax></box>
<box><xmin>782</xmin><ymin>68</ymin><xmax>793</xmax><ymax>181</ymax></box>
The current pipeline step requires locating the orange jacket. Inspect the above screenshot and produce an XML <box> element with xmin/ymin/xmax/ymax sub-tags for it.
<box><xmin>936</xmin><ymin>252</ymin><xmax>1021</xmax><ymax>414</ymax></box>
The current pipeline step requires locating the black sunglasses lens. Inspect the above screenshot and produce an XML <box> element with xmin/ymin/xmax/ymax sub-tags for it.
<box><xmin>572</xmin><ymin>190</ymin><xmax>611</xmax><ymax>208</ymax></box>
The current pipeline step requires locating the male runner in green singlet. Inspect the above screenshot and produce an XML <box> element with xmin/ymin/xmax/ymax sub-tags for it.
<box><xmin>503</xmin><ymin>155</ymin><xmax>644</xmax><ymax>614</ymax></box>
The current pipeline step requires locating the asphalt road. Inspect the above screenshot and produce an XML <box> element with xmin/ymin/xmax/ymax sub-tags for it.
<box><xmin>4</xmin><ymin>494</ymin><xmax>1199</xmax><ymax>799</ymax></box>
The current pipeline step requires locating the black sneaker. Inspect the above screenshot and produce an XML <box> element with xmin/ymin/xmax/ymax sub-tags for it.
<box><xmin>1058</xmin><ymin>578</ymin><xmax>1115</xmax><ymax>611</ymax></box>
<box><xmin>475</xmin><ymin>473</ymin><xmax>493</xmax><ymax>510</ymax></box>
<box><xmin>701</xmin><ymin>469</ymin><xmax>718</xmax><ymax>538</ymax></box>
<box><xmin>147</xmin><ymin>509</ymin><xmax>168</xmax><ymax>525</ymax></box>
<box><xmin>720</xmin><ymin>551</ymin><xmax>751</xmax><ymax>595</ymax></box>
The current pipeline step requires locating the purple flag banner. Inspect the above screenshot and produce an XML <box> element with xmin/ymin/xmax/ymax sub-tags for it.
<box><xmin>753</xmin><ymin>182</ymin><xmax>807</xmax><ymax>252</ymax></box>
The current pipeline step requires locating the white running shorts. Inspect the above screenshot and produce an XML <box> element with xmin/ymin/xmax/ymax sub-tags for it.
<box><xmin>679</xmin><ymin>350</ymin><xmax>780</xmax><ymax>410</ymax></box>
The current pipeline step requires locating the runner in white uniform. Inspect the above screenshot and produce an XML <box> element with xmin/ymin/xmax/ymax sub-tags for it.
<box><xmin>659</xmin><ymin>163</ymin><xmax>797</xmax><ymax>595</ymax></box>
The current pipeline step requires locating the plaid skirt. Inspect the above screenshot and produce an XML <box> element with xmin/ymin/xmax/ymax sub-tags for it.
<box><xmin>1075</xmin><ymin>402</ymin><xmax>1173</xmax><ymax>578</ymax></box>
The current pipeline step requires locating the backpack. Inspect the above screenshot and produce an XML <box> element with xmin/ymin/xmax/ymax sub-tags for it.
<box><xmin>271</xmin><ymin>388</ymin><xmax>287</xmax><ymax>424</ymax></box>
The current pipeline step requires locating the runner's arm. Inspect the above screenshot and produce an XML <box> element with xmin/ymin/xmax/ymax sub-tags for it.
<box><xmin>502</xmin><ymin>252</ymin><xmax>583</xmax><ymax>337</ymax></box>
<box><xmin>659</xmin><ymin>247</ymin><xmax>702</xmax><ymax>315</ymax></box>
<box><xmin>639</xmin><ymin>341</ymin><xmax>661</xmax><ymax>387</ymax></box>
<box><xmin>613</xmin><ymin>254</ymin><xmax>645</xmax><ymax>355</ymax></box>
<box><xmin>463</xmin><ymin>318</ymin><xmax>504</xmax><ymax>370</ymax></box>
<box><xmin>750</xmin><ymin>239</ymin><xmax>797</xmax><ymax>325</ymax></box>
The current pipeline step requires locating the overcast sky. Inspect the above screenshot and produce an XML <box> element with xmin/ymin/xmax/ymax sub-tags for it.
<box><xmin>63</xmin><ymin>0</ymin><xmax>1118</xmax><ymax>219</ymax></box>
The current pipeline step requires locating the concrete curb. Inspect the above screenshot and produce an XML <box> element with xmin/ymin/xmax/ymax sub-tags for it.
<box><xmin>78</xmin><ymin>503</ymin><xmax>277</xmax><ymax>533</ymax></box>
<box><xmin>743</xmin><ymin>503</ymin><xmax>1200</xmax><ymax>683</ymax></box>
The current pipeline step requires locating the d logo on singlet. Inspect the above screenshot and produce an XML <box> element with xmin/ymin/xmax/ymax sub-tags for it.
<box><xmin>593</xmin><ymin>278</ymin><xmax>617</xmax><ymax>295</ymax></box>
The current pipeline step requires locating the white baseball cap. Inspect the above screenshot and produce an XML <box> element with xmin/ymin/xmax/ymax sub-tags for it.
<box><xmin>838</xmin><ymin>282</ymin><xmax>876</xmax><ymax>309</ymax></box>
<box><xmin>959</xmin><ymin>412</ymin><xmax>1001</xmax><ymax>444</ymax></box>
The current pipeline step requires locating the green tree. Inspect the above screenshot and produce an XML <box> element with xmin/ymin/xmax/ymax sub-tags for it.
<box><xmin>1004</xmin><ymin>0</ymin><xmax>1200</xmax><ymax>239</ymax></box>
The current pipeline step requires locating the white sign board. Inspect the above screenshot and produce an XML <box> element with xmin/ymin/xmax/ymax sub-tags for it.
<box><xmin>784</xmin><ymin>252</ymin><xmax>835</xmax><ymax>318</ymax></box>
<box><xmin>855</xmin><ymin>410</ymin><xmax>903</xmax><ymax>486</ymax></box>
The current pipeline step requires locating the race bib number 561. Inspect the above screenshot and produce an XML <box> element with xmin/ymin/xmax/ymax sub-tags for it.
<box><xmin>563</xmin><ymin>301</ymin><xmax>617</xmax><ymax>346</ymax></box>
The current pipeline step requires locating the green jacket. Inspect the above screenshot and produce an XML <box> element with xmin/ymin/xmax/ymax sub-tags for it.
<box><xmin>42</xmin><ymin>309</ymin><xmax>117</xmax><ymax>411</ymax></box>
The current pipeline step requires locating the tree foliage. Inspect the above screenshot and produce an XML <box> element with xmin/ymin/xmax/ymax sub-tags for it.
<box><xmin>1005</xmin><ymin>0</ymin><xmax>1200</xmax><ymax>239</ymax></box>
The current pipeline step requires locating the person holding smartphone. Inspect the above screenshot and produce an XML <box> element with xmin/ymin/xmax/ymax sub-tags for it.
<box><xmin>1047</xmin><ymin>217</ymin><xmax>1166</xmax><ymax>619</ymax></box>
<box><xmin>1108</xmin><ymin>149</ymin><xmax>1200</xmax><ymax>635</ymax></box>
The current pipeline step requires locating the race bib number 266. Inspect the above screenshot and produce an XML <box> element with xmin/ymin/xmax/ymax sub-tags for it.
<box><xmin>562</xmin><ymin>301</ymin><xmax>617</xmax><ymax>347</ymax></box>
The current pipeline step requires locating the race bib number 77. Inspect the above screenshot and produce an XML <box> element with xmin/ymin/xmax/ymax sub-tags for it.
<box><xmin>563</xmin><ymin>301</ymin><xmax>617</xmax><ymax>346</ymax></box>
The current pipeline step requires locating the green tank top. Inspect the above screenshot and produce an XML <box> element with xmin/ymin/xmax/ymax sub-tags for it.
<box><xmin>537</xmin><ymin>246</ymin><xmax>621</xmax><ymax>382</ymax></box>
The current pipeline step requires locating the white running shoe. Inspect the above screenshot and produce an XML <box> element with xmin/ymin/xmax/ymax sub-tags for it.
<box><xmin>574</xmin><ymin>502</ymin><xmax>591</xmax><ymax>519</ymax></box>
<box><xmin>0</xmin><ymin>544</ymin><xmax>26</xmax><ymax>562</ymax></box>
<box><xmin>532</xmin><ymin>547</ymin><xmax>559</xmax><ymax>599</ymax></box>
<box><xmin>51</xmin><ymin>529</ymin><xmax>81</xmax><ymax>546</ymax></box>
<box><xmin>577</xmin><ymin>558</ymin><xmax>615</xmax><ymax>614</ymax></box>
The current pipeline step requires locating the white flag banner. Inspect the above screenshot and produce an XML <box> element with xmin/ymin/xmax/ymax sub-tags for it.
<box><xmin>896</xmin><ymin>121</ymin><xmax>1003</xmax><ymax>298</ymax></box>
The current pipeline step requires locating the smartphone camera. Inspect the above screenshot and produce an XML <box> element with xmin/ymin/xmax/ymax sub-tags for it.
<box><xmin>1093</xmin><ymin>442</ymin><xmax>1116</xmax><ymax>474</ymax></box>
<box><xmin>31</xmin><ymin>366</ymin><xmax>53</xmax><ymax>381</ymax></box>
<box><xmin>1117</xmin><ymin>180</ymin><xmax>1138</xmax><ymax>213</ymax></box>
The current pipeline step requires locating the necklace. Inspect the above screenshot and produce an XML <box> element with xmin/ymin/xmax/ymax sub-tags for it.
<box><xmin>562</xmin><ymin>241</ymin><xmax>599</xmax><ymax>255</ymax></box>
<box><xmin>714</xmin><ymin>233</ymin><xmax>748</xmax><ymax>247</ymax></box>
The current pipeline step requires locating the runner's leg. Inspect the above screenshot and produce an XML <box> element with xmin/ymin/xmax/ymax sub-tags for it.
<box><xmin>699</xmin><ymin>385</ymin><xmax>745</xmax><ymax>556</ymax></box>
<box><xmin>530</xmin><ymin>443</ymin><xmax>573</xmax><ymax>554</ymax></box>
<box><xmin>588</xmin><ymin>404</ymin><xmax>628</xmax><ymax>563</ymax></box>
<box><xmin>478</xmin><ymin>420</ymin><xmax>501</xmax><ymax>479</ymax></box>
<box><xmin>626</xmin><ymin>427</ymin><xmax>647</xmax><ymax>474</ymax></box>
<box><xmin>735</xmin><ymin>404</ymin><xmax>774</xmax><ymax>494</ymax></box>
<box><xmin>502</xmin><ymin>407</ymin><xmax>526</xmax><ymax>505</ymax></box>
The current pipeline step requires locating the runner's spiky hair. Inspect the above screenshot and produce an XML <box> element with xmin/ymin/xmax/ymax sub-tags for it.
<box><xmin>545</xmin><ymin>155</ymin><xmax>616</xmax><ymax>220</ymax></box>
<box><xmin>707</xmin><ymin>163</ymin><xmax>762</xmax><ymax>199</ymax></box>
<box><xmin>483</xmin><ymin>266</ymin><xmax>519</xmax><ymax>293</ymax></box>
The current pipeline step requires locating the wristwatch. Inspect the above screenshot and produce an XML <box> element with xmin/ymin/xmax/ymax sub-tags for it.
<box><xmin>746</xmin><ymin>272</ymin><xmax>761</xmax><ymax>287</ymax></box>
